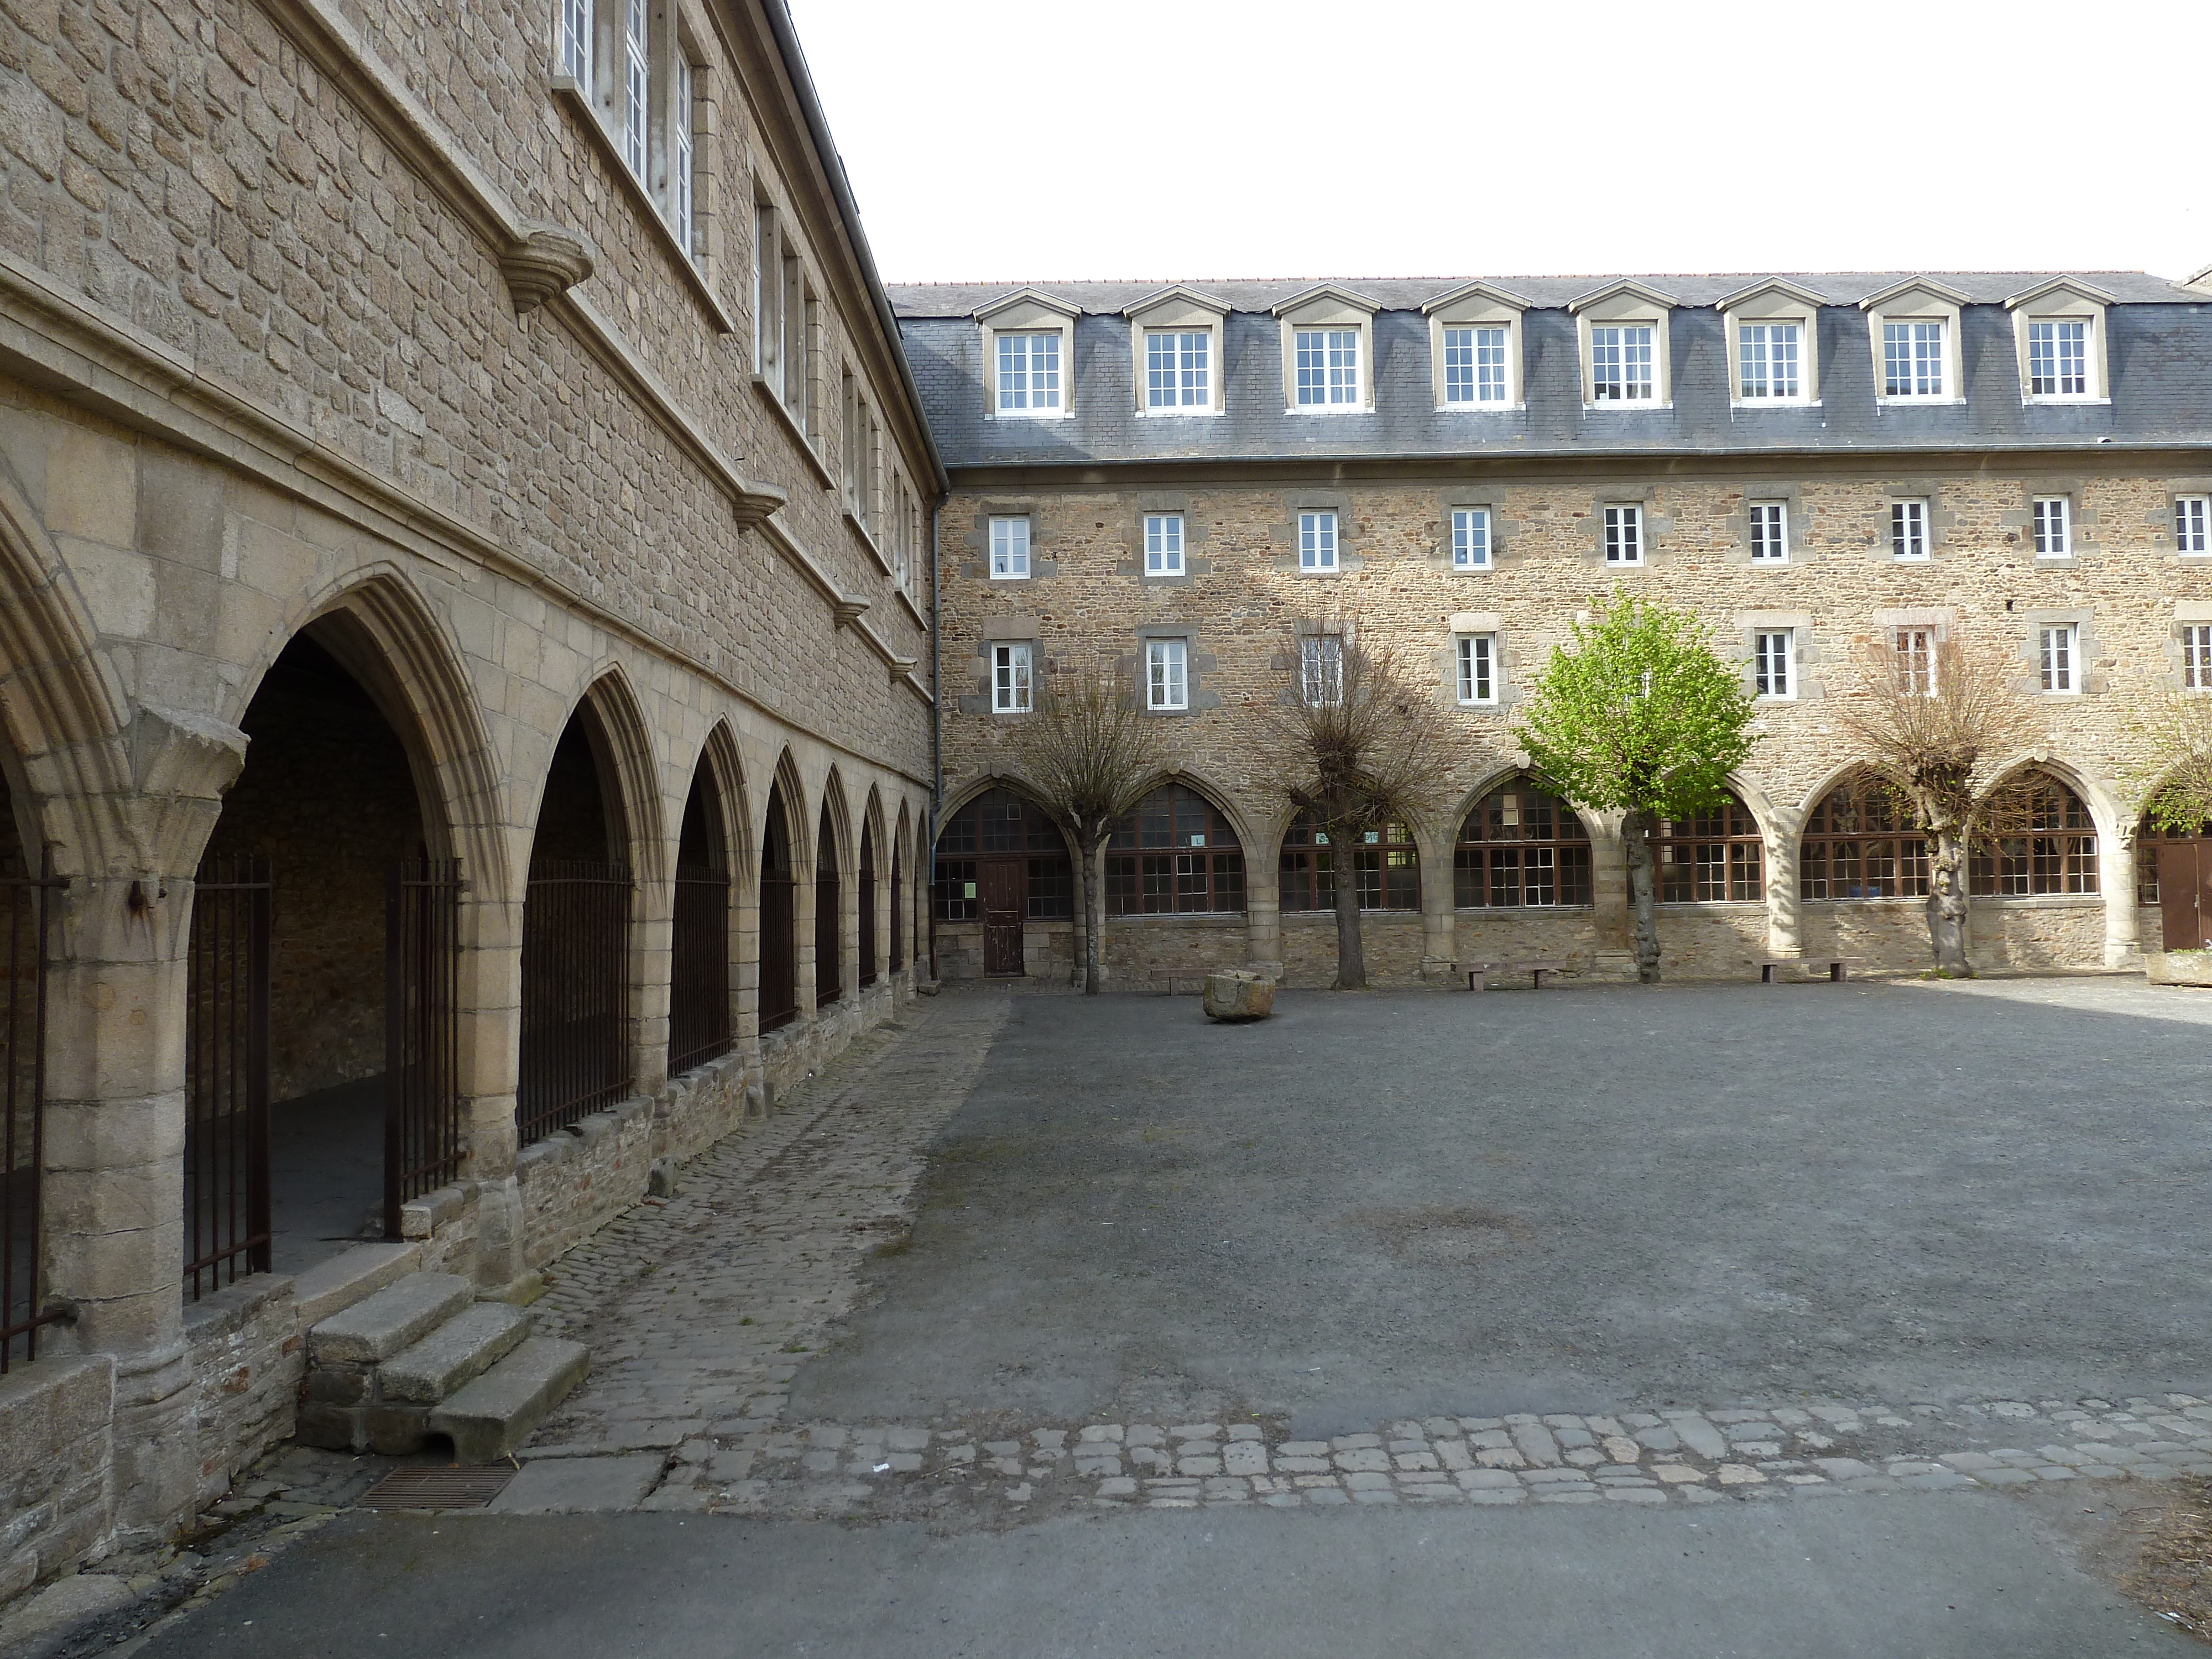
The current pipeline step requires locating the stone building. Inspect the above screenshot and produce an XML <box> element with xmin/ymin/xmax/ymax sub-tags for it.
<box><xmin>896</xmin><ymin>273</ymin><xmax>2212</xmax><ymax>988</ymax></box>
<box><xmin>1</xmin><ymin>0</ymin><xmax>938</xmax><ymax>1595</ymax></box>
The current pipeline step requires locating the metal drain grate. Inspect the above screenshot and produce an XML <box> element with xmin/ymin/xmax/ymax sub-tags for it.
<box><xmin>357</xmin><ymin>1465</ymin><xmax>517</xmax><ymax>1510</ymax></box>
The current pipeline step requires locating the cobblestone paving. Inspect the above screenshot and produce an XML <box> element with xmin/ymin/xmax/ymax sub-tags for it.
<box><xmin>524</xmin><ymin>993</ymin><xmax>1011</xmax><ymax>1454</ymax></box>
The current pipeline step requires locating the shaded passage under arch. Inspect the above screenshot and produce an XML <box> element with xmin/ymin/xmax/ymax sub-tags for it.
<box><xmin>815</xmin><ymin>811</ymin><xmax>841</xmax><ymax>1007</ymax></box>
<box><xmin>759</xmin><ymin>783</ymin><xmax>797</xmax><ymax>1032</ymax></box>
<box><xmin>670</xmin><ymin>763</ymin><xmax>732</xmax><ymax>1075</ymax></box>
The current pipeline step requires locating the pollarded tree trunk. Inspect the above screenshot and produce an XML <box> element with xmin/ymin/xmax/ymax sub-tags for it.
<box><xmin>1331</xmin><ymin>838</ymin><xmax>1367</xmax><ymax>990</ymax></box>
<box><xmin>1079</xmin><ymin>831</ymin><xmax>1107</xmax><ymax>995</ymax></box>
<box><xmin>1923</xmin><ymin>815</ymin><xmax>1974</xmax><ymax>977</ymax></box>
<box><xmin>1622</xmin><ymin>808</ymin><xmax>1662</xmax><ymax>983</ymax></box>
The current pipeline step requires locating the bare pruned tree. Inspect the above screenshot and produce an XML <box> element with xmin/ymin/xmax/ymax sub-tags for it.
<box><xmin>1259</xmin><ymin>614</ymin><xmax>1450</xmax><ymax>989</ymax></box>
<box><xmin>1835</xmin><ymin>628</ymin><xmax>2043</xmax><ymax>976</ymax></box>
<box><xmin>1009</xmin><ymin>658</ymin><xmax>1170</xmax><ymax>994</ymax></box>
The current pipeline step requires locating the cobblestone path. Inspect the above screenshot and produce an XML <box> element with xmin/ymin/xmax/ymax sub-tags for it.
<box><xmin>524</xmin><ymin>992</ymin><xmax>1011</xmax><ymax>1454</ymax></box>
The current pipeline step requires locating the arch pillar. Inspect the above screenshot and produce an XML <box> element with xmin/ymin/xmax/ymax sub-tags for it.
<box><xmin>1417</xmin><ymin>821</ymin><xmax>1457</xmax><ymax>980</ymax></box>
<box><xmin>2104</xmin><ymin>819</ymin><xmax>2143</xmax><ymax>968</ymax></box>
<box><xmin>1586</xmin><ymin>810</ymin><xmax>1636</xmax><ymax>977</ymax></box>
<box><xmin>1764</xmin><ymin>807</ymin><xmax>1806</xmax><ymax>958</ymax></box>
<box><xmin>1244</xmin><ymin>821</ymin><xmax>1284</xmax><ymax>977</ymax></box>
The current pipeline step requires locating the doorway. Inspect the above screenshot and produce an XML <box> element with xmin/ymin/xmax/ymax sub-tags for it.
<box><xmin>2146</xmin><ymin>825</ymin><xmax>2212</xmax><ymax>950</ymax></box>
<box><xmin>980</xmin><ymin>859</ymin><xmax>1024</xmax><ymax>977</ymax></box>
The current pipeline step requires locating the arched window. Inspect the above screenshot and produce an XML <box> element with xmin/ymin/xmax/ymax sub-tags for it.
<box><xmin>1801</xmin><ymin>776</ymin><xmax>1928</xmax><ymax>899</ymax></box>
<box><xmin>1971</xmin><ymin>774</ymin><xmax>2098</xmax><ymax>895</ymax></box>
<box><xmin>1454</xmin><ymin>780</ymin><xmax>1591</xmax><ymax>907</ymax></box>
<box><xmin>932</xmin><ymin>789</ymin><xmax>1070</xmax><ymax>921</ymax></box>
<box><xmin>1652</xmin><ymin>792</ymin><xmax>1763</xmax><ymax>902</ymax></box>
<box><xmin>1105</xmin><ymin>784</ymin><xmax>1244</xmax><ymax>914</ymax></box>
<box><xmin>1280</xmin><ymin>812</ymin><xmax>1419</xmax><ymax>912</ymax></box>
<box><xmin>759</xmin><ymin>784</ymin><xmax>797</xmax><ymax>1032</ymax></box>
<box><xmin>815</xmin><ymin>811</ymin><xmax>842</xmax><ymax>1007</ymax></box>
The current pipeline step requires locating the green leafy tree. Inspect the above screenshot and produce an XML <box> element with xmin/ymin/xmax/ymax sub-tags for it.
<box><xmin>1518</xmin><ymin>598</ymin><xmax>1759</xmax><ymax>982</ymax></box>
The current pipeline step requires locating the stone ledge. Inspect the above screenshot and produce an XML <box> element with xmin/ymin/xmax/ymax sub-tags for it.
<box><xmin>291</xmin><ymin>1242</ymin><xmax>424</xmax><ymax>1328</ymax></box>
<box><xmin>181</xmin><ymin>1272</ymin><xmax>294</xmax><ymax>1340</ymax></box>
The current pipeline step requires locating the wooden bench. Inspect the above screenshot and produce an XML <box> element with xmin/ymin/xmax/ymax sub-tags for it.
<box><xmin>1760</xmin><ymin>957</ymin><xmax>1854</xmax><ymax>984</ymax></box>
<box><xmin>1457</xmin><ymin>959</ymin><xmax>1566</xmax><ymax>992</ymax></box>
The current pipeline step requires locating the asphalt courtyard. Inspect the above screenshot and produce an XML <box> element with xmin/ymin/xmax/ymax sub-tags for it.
<box><xmin>796</xmin><ymin>976</ymin><xmax>2212</xmax><ymax>1431</ymax></box>
<box><xmin>126</xmin><ymin>976</ymin><xmax>2212</xmax><ymax>1658</ymax></box>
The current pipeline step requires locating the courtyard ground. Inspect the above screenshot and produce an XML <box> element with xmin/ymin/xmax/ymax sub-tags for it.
<box><xmin>71</xmin><ymin>978</ymin><xmax>2212</xmax><ymax>1656</ymax></box>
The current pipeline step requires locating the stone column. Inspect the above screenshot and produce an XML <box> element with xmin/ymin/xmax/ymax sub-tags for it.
<box><xmin>1418</xmin><ymin>825</ymin><xmax>1455</xmax><ymax>979</ymax></box>
<box><xmin>42</xmin><ymin>707</ymin><xmax>242</xmax><ymax>1544</ymax></box>
<box><xmin>1764</xmin><ymin>812</ymin><xmax>1803</xmax><ymax>959</ymax></box>
<box><xmin>1244</xmin><ymin>827</ymin><xmax>1282</xmax><ymax>977</ymax></box>
<box><xmin>632</xmin><ymin>855</ymin><xmax>671</xmax><ymax>1100</ymax></box>
<box><xmin>457</xmin><ymin>879</ymin><xmax>524</xmax><ymax>1291</ymax></box>
<box><xmin>1587</xmin><ymin>812</ymin><xmax>1636</xmax><ymax>979</ymax></box>
<box><xmin>2104</xmin><ymin>824</ymin><xmax>2143</xmax><ymax>968</ymax></box>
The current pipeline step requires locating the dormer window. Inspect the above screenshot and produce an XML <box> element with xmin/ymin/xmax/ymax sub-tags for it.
<box><xmin>974</xmin><ymin>289</ymin><xmax>1078</xmax><ymax>419</ymax></box>
<box><xmin>1272</xmin><ymin>284</ymin><xmax>1379</xmax><ymax>414</ymax></box>
<box><xmin>1123</xmin><ymin>286</ymin><xmax>1229</xmax><ymax>417</ymax></box>
<box><xmin>997</xmin><ymin>333</ymin><xmax>1061</xmax><ymax>412</ymax></box>
<box><xmin>1861</xmin><ymin>279</ymin><xmax>1966</xmax><ymax>406</ymax></box>
<box><xmin>1717</xmin><ymin>279</ymin><xmax>1824</xmax><ymax>408</ymax></box>
<box><xmin>2006</xmin><ymin>278</ymin><xmax>2112</xmax><ymax>404</ymax></box>
<box><xmin>1569</xmin><ymin>280</ymin><xmax>1677</xmax><ymax>409</ymax></box>
<box><xmin>1423</xmin><ymin>281</ymin><xmax>1528</xmax><ymax>410</ymax></box>
<box><xmin>1739</xmin><ymin>324</ymin><xmax>1799</xmax><ymax>398</ymax></box>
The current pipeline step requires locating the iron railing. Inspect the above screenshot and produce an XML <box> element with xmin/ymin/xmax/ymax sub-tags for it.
<box><xmin>858</xmin><ymin>847</ymin><xmax>878</xmax><ymax>989</ymax></box>
<box><xmin>813</xmin><ymin>858</ymin><xmax>841</xmax><ymax>1008</ymax></box>
<box><xmin>184</xmin><ymin>858</ymin><xmax>272</xmax><ymax>1301</ymax></box>
<box><xmin>516</xmin><ymin>860</ymin><xmax>632</xmax><ymax>1145</ymax></box>
<box><xmin>669</xmin><ymin>862</ymin><xmax>731</xmax><ymax>1073</ymax></box>
<box><xmin>759</xmin><ymin>867</ymin><xmax>796</xmax><ymax>1032</ymax></box>
<box><xmin>890</xmin><ymin>858</ymin><xmax>904</xmax><ymax>974</ymax></box>
<box><xmin>385</xmin><ymin>859</ymin><xmax>462</xmax><ymax>1237</ymax></box>
<box><xmin>1</xmin><ymin>853</ymin><xmax>61</xmax><ymax>1371</ymax></box>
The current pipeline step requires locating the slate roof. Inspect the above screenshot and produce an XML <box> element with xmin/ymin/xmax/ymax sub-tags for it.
<box><xmin>886</xmin><ymin>274</ymin><xmax>2212</xmax><ymax>471</ymax></box>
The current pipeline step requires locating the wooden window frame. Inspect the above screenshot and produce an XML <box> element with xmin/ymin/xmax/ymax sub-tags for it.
<box><xmin>1279</xmin><ymin>813</ymin><xmax>1420</xmax><ymax>913</ymax></box>
<box><xmin>1651</xmin><ymin>792</ymin><xmax>1764</xmax><ymax>902</ymax></box>
<box><xmin>1454</xmin><ymin>781</ymin><xmax>1592</xmax><ymax>908</ymax></box>
<box><xmin>1104</xmin><ymin>785</ymin><xmax>1245</xmax><ymax>915</ymax></box>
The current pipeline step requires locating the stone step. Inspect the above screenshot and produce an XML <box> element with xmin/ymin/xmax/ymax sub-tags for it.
<box><xmin>378</xmin><ymin>1301</ymin><xmax>533</xmax><ymax>1404</ymax></box>
<box><xmin>429</xmin><ymin>1337</ymin><xmax>589</xmax><ymax>1463</ymax></box>
<box><xmin>307</xmin><ymin>1272</ymin><xmax>474</xmax><ymax>1366</ymax></box>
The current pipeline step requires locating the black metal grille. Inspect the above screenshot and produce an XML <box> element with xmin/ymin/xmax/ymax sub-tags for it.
<box><xmin>813</xmin><ymin>821</ymin><xmax>840</xmax><ymax>1009</ymax></box>
<box><xmin>858</xmin><ymin>833</ymin><xmax>878</xmax><ymax>989</ymax></box>
<box><xmin>669</xmin><ymin>862</ymin><xmax>732</xmax><ymax>1073</ymax></box>
<box><xmin>1</xmin><ymin>853</ymin><xmax>60</xmax><ymax>1371</ymax></box>
<box><xmin>517</xmin><ymin>860</ymin><xmax>632</xmax><ymax>1145</ymax></box>
<box><xmin>385</xmin><ymin>860</ymin><xmax>462</xmax><ymax>1237</ymax></box>
<box><xmin>890</xmin><ymin>849</ymin><xmax>904</xmax><ymax>972</ymax></box>
<box><xmin>185</xmin><ymin>858</ymin><xmax>272</xmax><ymax>1301</ymax></box>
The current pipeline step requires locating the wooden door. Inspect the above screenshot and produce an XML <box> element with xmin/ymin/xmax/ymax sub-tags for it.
<box><xmin>2159</xmin><ymin>838</ymin><xmax>2208</xmax><ymax>951</ymax></box>
<box><xmin>980</xmin><ymin>859</ymin><xmax>1025</xmax><ymax>977</ymax></box>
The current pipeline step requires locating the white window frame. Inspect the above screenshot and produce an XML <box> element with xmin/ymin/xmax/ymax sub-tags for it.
<box><xmin>1891</xmin><ymin>499</ymin><xmax>1930</xmax><ymax>561</ymax></box>
<box><xmin>670</xmin><ymin>51</ymin><xmax>695</xmax><ymax>255</ymax></box>
<box><xmin>2007</xmin><ymin>280</ymin><xmax>2112</xmax><ymax>404</ymax></box>
<box><xmin>1294</xmin><ymin>328</ymin><xmax>1361</xmax><ymax>408</ymax></box>
<box><xmin>2025</xmin><ymin>320</ymin><xmax>2089</xmax><ymax>400</ymax></box>
<box><xmin>1603</xmin><ymin>503</ymin><xmax>1644</xmax><ymax>566</ymax></box>
<box><xmin>559</xmin><ymin>0</ymin><xmax>592</xmax><ymax>84</ymax></box>
<box><xmin>1298</xmin><ymin>510</ymin><xmax>1339</xmax><ymax>572</ymax></box>
<box><xmin>622</xmin><ymin>0</ymin><xmax>650</xmax><ymax>180</ymax></box>
<box><xmin>1274</xmin><ymin>286</ymin><xmax>1376</xmax><ymax>414</ymax></box>
<box><xmin>1753</xmin><ymin>629</ymin><xmax>1793</xmax><ymax>700</ymax></box>
<box><xmin>988</xmin><ymin>515</ymin><xmax>1031</xmax><ymax>580</ymax></box>
<box><xmin>1588</xmin><ymin>324</ymin><xmax>1656</xmax><ymax>403</ymax></box>
<box><xmin>1715</xmin><ymin>281</ymin><xmax>1826</xmax><ymax>410</ymax></box>
<box><xmin>1456</xmin><ymin>633</ymin><xmax>1497</xmax><ymax>706</ymax></box>
<box><xmin>1423</xmin><ymin>283</ymin><xmax>1527</xmax><ymax>410</ymax></box>
<box><xmin>1748</xmin><ymin>501</ymin><xmax>1789</xmax><ymax>564</ymax></box>
<box><xmin>1882</xmin><ymin>320</ymin><xmax>1947</xmax><ymax>400</ymax></box>
<box><xmin>2039</xmin><ymin>624</ymin><xmax>2079</xmax><ymax>695</ymax></box>
<box><xmin>991</xmin><ymin>643</ymin><xmax>1033</xmax><ymax>713</ymax></box>
<box><xmin>1451</xmin><ymin>507</ymin><xmax>1492</xmax><ymax>570</ymax></box>
<box><xmin>1143</xmin><ymin>330</ymin><xmax>1211</xmax><ymax>413</ymax></box>
<box><xmin>1123</xmin><ymin>288</ymin><xmax>1229</xmax><ymax>416</ymax></box>
<box><xmin>995</xmin><ymin>332</ymin><xmax>1062</xmax><ymax>415</ymax></box>
<box><xmin>1300</xmin><ymin>634</ymin><xmax>1344</xmax><ymax>706</ymax></box>
<box><xmin>2032</xmin><ymin>496</ymin><xmax>2073</xmax><ymax>559</ymax></box>
<box><xmin>1897</xmin><ymin>627</ymin><xmax>1938</xmax><ymax>696</ymax></box>
<box><xmin>1737</xmin><ymin>322</ymin><xmax>1804</xmax><ymax>401</ymax></box>
<box><xmin>1570</xmin><ymin>283</ymin><xmax>1675</xmax><ymax>409</ymax></box>
<box><xmin>2183</xmin><ymin>623</ymin><xmax>2212</xmax><ymax>691</ymax></box>
<box><xmin>1146</xmin><ymin>638</ymin><xmax>1190</xmax><ymax>712</ymax></box>
<box><xmin>976</xmin><ymin>291</ymin><xmax>1077</xmax><ymax>419</ymax></box>
<box><xmin>1143</xmin><ymin>512</ymin><xmax>1185</xmax><ymax>576</ymax></box>
<box><xmin>2176</xmin><ymin>496</ymin><xmax>2210</xmax><ymax>556</ymax></box>
<box><xmin>1863</xmin><ymin>281</ymin><xmax>1966</xmax><ymax>406</ymax></box>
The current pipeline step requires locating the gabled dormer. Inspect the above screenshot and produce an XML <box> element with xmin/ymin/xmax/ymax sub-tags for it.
<box><xmin>1123</xmin><ymin>285</ymin><xmax>1231</xmax><ymax>416</ymax></box>
<box><xmin>1714</xmin><ymin>278</ymin><xmax>1832</xmax><ymax>407</ymax></box>
<box><xmin>1422</xmin><ymin>281</ymin><xmax>1531</xmax><ymax>410</ymax></box>
<box><xmin>1272</xmin><ymin>284</ymin><xmax>1381</xmax><ymax>413</ymax></box>
<box><xmin>1860</xmin><ymin>278</ymin><xmax>1969</xmax><ymax>405</ymax></box>
<box><xmin>2005</xmin><ymin>277</ymin><xmax>2115</xmax><ymax>404</ymax></box>
<box><xmin>974</xmin><ymin>289</ymin><xmax>1080</xmax><ymax>419</ymax></box>
<box><xmin>1567</xmin><ymin>280</ymin><xmax>1679</xmax><ymax>408</ymax></box>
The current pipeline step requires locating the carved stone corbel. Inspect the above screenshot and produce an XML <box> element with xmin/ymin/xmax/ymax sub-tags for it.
<box><xmin>499</xmin><ymin>224</ymin><xmax>594</xmax><ymax>314</ymax></box>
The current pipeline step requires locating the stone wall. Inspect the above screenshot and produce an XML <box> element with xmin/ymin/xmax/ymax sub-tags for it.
<box><xmin>182</xmin><ymin>1277</ymin><xmax>302</xmax><ymax>1509</ymax></box>
<box><xmin>936</xmin><ymin>468</ymin><xmax>2212</xmax><ymax>978</ymax></box>
<box><xmin>0</xmin><ymin>1356</ymin><xmax>114</xmax><ymax>1601</ymax></box>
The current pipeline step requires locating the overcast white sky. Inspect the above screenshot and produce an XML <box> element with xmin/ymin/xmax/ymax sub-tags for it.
<box><xmin>787</xmin><ymin>0</ymin><xmax>2205</xmax><ymax>290</ymax></box>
